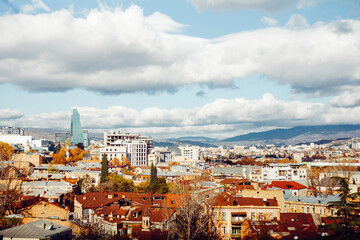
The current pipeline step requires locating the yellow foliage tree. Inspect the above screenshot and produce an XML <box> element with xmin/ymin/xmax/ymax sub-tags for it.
<box><xmin>0</xmin><ymin>141</ymin><xmax>15</xmax><ymax>161</ymax></box>
<box><xmin>51</xmin><ymin>147</ymin><xmax>66</xmax><ymax>164</ymax></box>
<box><xmin>120</xmin><ymin>155</ymin><xmax>130</xmax><ymax>166</ymax></box>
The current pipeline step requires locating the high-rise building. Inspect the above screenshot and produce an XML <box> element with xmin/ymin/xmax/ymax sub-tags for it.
<box><xmin>100</xmin><ymin>131</ymin><xmax>153</xmax><ymax>166</ymax></box>
<box><xmin>71</xmin><ymin>109</ymin><xmax>84</xmax><ymax>146</ymax></box>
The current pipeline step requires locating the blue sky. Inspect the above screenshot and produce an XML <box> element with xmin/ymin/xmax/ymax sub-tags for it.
<box><xmin>1</xmin><ymin>0</ymin><xmax>360</xmax><ymax>139</ymax></box>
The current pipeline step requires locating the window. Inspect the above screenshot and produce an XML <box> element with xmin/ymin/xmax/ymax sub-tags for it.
<box><xmin>307</xmin><ymin>207</ymin><xmax>310</xmax><ymax>213</ymax></box>
<box><xmin>221</xmin><ymin>212</ymin><xmax>226</xmax><ymax>221</ymax></box>
<box><xmin>259</xmin><ymin>212</ymin><xmax>264</xmax><ymax>221</ymax></box>
<box><xmin>251</xmin><ymin>212</ymin><xmax>256</xmax><ymax>221</ymax></box>
<box><xmin>301</xmin><ymin>207</ymin><xmax>304</xmax><ymax>213</ymax></box>
<box><xmin>221</xmin><ymin>226</ymin><xmax>226</xmax><ymax>235</ymax></box>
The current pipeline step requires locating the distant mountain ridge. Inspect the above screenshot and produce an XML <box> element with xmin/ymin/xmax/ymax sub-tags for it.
<box><xmin>221</xmin><ymin>125</ymin><xmax>360</xmax><ymax>145</ymax></box>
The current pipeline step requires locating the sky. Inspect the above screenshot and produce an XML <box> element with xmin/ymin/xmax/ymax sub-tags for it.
<box><xmin>0</xmin><ymin>0</ymin><xmax>360</xmax><ymax>140</ymax></box>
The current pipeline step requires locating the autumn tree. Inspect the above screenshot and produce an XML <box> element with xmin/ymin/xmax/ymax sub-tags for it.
<box><xmin>0</xmin><ymin>164</ymin><xmax>24</xmax><ymax>216</ymax></box>
<box><xmin>168</xmin><ymin>183</ymin><xmax>219</xmax><ymax>240</ymax></box>
<box><xmin>68</xmin><ymin>147</ymin><xmax>85</xmax><ymax>162</ymax></box>
<box><xmin>78</xmin><ymin>174</ymin><xmax>96</xmax><ymax>193</ymax></box>
<box><xmin>51</xmin><ymin>146</ymin><xmax>67</xmax><ymax>164</ymax></box>
<box><xmin>0</xmin><ymin>142</ymin><xmax>14</xmax><ymax>161</ymax></box>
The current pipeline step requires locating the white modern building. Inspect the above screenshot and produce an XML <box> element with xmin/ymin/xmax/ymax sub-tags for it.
<box><xmin>100</xmin><ymin>131</ymin><xmax>151</xmax><ymax>166</ymax></box>
<box><xmin>261</xmin><ymin>163</ymin><xmax>307</xmax><ymax>181</ymax></box>
<box><xmin>0</xmin><ymin>126</ymin><xmax>24</xmax><ymax>135</ymax></box>
<box><xmin>0</xmin><ymin>135</ymin><xmax>33</xmax><ymax>147</ymax></box>
<box><xmin>179</xmin><ymin>145</ymin><xmax>200</xmax><ymax>160</ymax></box>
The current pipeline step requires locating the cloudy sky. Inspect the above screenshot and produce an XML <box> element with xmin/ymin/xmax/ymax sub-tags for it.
<box><xmin>0</xmin><ymin>0</ymin><xmax>360</xmax><ymax>139</ymax></box>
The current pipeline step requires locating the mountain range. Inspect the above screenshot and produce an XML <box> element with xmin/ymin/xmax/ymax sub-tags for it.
<box><xmin>19</xmin><ymin>124</ymin><xmax>360</xmax><ymax>147</ymax></box>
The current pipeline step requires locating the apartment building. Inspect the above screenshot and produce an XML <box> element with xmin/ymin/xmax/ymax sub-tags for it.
<box><xmin>261</xmin><ymin>163</ymin><xmax>307</xmax><ymax>181</ymax></box>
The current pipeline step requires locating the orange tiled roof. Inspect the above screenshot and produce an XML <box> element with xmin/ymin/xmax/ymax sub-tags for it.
<box><xmin>267</xmin><ymin>181</ymin><xmax>307</xmax><ymax>190</ymax></box>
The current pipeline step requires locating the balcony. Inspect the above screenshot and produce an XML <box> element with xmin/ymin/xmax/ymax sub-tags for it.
<box><xmin>231</xmin><ymin>212</ymin><xmax>246</xmax><ymax>224</ymax></box>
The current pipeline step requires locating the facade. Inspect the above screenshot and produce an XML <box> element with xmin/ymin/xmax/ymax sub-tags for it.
<box><xmin>0</xmin><ymin>134</ymin><xmax>33</xmax><ymax>147</ymax></box>
<box><xmin>101</xmin><ymin>131</ymin><xmax>152</xmax><ymax>166</ymax></box>
<box><xmin>104</xmin><ymin>131</ymin><xmax>152</xmax><ymax>150</ymax></box>
<box><xmin>261</xmin><ymin>163</ymin><xmax>307</xmax><ymax>181</ymax></box>
<box><xmin>71</xmin><ymin>109</ymin><xmax>84</xmax><ymax>146</ymax></box>
<box><xmin>213</xmin><ymin>194</ymin><xmax>280</xmax><ymax>239</ymax></box>
<box><xmin>0</xmin><ymin>126</ymin><xmax>24</xmax><ymax>135</ymax></box>
<box><xmin>55</xmin><ymin>132</ymin><xmax>71</xmax><ymax>144</ymax></box>
<box><xmin>179</xmin><ymin>145</ymin><xmax>200</xmax><ymax>160</ymax></box>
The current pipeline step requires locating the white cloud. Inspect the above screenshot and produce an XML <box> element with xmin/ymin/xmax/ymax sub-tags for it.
<box><xmin>0</xmin><ymin>6</ymin><xmax>360</xmax><ymax>97</ymax></box>
<box><xmin>260</xmin><ymin>16</ymin><xmax>278</xmax><ymax>26</ymax></box>
<box><xmin>297</xmin><ymin>0</ymin><xmax>319</xmax><ymax>9</ymax></box>
<box><xmin>0</xmin><ymin>109</ymin><xmax>24</xmax><ymax>120</ymax></box>
<box><xmin>190</xmin><ymin>0</ymin><xmax>297</xmax><ymax>12</ymax></box>
<box><xmin>21</xmin><ymin>0</ymin><xmax>50</xmax><ymax>13</ymax></box>
<box><xmin>285</xmin><ymin>14</ymin><xmax>309</xmax><ymax>29</ymax></box>
<box><xmin>5</xmin><ymin>94</ymin><xmax>360</xmax><ymax>138</ymax></box>
<box><xmin>329</xmin><ymin>88</ymin><xmax>360</xmax><ymax>108</ymax></box>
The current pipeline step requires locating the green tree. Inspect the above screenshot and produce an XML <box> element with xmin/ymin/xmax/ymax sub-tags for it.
<box><xmin>100</xmin><ymin>154</ymin><xmax>108</xmax><ymax>183</ymax></box>
<box><xmin>325</xmin><ymin>176</ymin><xmax>360</xmax><ymax>238</ymax></box>
<box><xmin>150</xmin><ymin>163</ymin><xmax>157</xmax><ymax>184</ymax></box>
<box><xmin>99</xmin><ymin>173</ymin><xmax>134</xmax><ymax>192</ymax></box>
<box><xmin>148</xmin><ymin>178</ymin><xmax>169</xmax><ymax>194</ymax></box>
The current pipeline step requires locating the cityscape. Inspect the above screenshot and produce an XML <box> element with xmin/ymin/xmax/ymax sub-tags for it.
<box><xmin>1</xmin><ymin>0</ymin><xmax>360</xmax><ymax>239</ymax></box>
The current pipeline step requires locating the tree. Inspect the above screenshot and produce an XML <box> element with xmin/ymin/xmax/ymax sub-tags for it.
<box><xmin>51</xmin><ymin>146</ymin><xmax>67</xmax><ymax>164</ymax></box>
<box><xmin>148</xmin><ymin>178</ymin><xmax>169</xmax><ymax>194</ymax></box>
<box><xmin>150</xmin><ymin>163</ymin><xmax>157</xmax><ymax>184</ymax></box>
<box><xmin>54</xmin><ymin>143</ymin><xmax>61</xmax><ymax>154</ymax></box>
<box><xmin>0</xmin><ymin>164</ymin><xmax>25</xmax><ymax>216</ymax></box>
<box><xmin>168</xmin><ymin>182</ymin><xmax>219</xmax><ymax>240</ymax></box>
<box><xmin>100</xmin><ymin>154</ymin><xmax>108</xmax><ymax>183</ymax></box>
<box><xmin>69</xmin><ymin>147</ymin><xmax>85</xmax><ymax>162</ymax></box>
<box><xmin>325</xmin><ymin>176</ymin><xmax>360</xmax><ymax>238</ymax></box>
<box><xmin>0</xmin><ymin>142</ymin><xmax>14</xmax><ymax>161</ymax></box>
<box><xmin>78</xmin><ymin>174</ymin><xmax>96</xmax><ymax>193</ymax></box>
<box><xmin>99</xmin><ymin>173</ymin><xmax>134</xmax><ymax>192</ymax></box>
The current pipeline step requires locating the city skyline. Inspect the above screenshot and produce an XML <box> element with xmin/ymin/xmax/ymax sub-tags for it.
<box><xmin>1</xmin><ymin>0</ymin><xmax>360</xmax><ymax>139</ymax></box>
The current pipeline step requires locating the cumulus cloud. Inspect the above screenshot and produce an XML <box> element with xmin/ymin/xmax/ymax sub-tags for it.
<box><xmin>285</xmin><ymin>14</ymin><xmax>309</xmax><ymax>29</ymax></box>
<box><xmin>329</xmin><ymin>88</ymin><xmax>360</xmax><ymax>108</ymax></box>
<box><xmin>4</xmin><ymin>94</ymin><xmax>360</xmax><ymax>138</ymax></box>
<box><xmin>260</xmin><ymin>16</ymin><xmax>278</xmax><ymax>26</ymax></box>
<box><xmin>21</xmin><ymin>0</ymin><xmax>50</xmax><ymax>13</ymax></box>
<box><xmin>0</xmin><ymin>109</ymin><xmax>24</xmax><ymax>120</ymax></box>
<box><xmin>0</xmin><ymin>6</ymin><xmax>360</xmax><ymax>97</ymax></box>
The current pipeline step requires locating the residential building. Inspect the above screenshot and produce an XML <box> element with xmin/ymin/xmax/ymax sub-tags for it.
<box><xmin>0</xmin><ymin>126</ymin><xmax>24</xmax><ymax>135</ymax></box>
<box><xmin>0</xmin><ymin>219</ymin><xmax>72</xmax><ymax>240</ymax></box>
<box><xmin>179</xmin><ymin>145</ymin><xmax>200</xmax><ymax>160</ymax></box>
<box><xmin>212</xmin><ymin>194</ymin><xmax>280</xmax><ymax>239</ymax></box>
<box><xmin>262</xmin><ymin>163</ymin><xmax>307</xmax><ymax>181</ymax></box>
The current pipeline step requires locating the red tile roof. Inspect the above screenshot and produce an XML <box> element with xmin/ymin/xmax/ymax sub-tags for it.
<box><xmin>267</xmin><ymin>181</ymin><xmax>307</xmax><ymax>190</ymax></box>
<box><xmin>215</xmin><ymin>194</ymin><xmax>278</xmax><ymax>207</ymax></box>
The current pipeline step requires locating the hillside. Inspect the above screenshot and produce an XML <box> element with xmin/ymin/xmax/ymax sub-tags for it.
<box><xmin>221</xmin><ymin>125</ymin><xmax>360</xmax><ymax>145</ymax></box>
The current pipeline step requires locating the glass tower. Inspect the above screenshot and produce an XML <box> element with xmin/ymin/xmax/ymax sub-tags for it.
<box><xmin>71</xmin><ymin>109</ymin><xmax>84</xmax><ymax>146</ymax></box>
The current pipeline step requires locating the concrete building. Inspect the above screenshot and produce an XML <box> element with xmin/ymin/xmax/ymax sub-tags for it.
<box><xmin>0</xmin><ymin>126</ymin><xmax>24</xmax><ymax>135</ymax></box>
<box><xmin>179</xmin><ymin>145</ymin><xmax>200</xmax><ymax>160</ymax></box>
<box><xmin>0</xmin><ymin>219</ymin><xmax>72</xmax><ymax>240</ymax></box>
<box><xmin>261</xmin><ymin>163</ymin><xmax>307</xmax><ymax>181</ymax></box>
<box><xmin>101</xmin><ymin>131</ymin><xmax>152</xmax><ymax>166</ymax></box>
<box><xmin>0</xmin><ymin>134</ymin><xmax>33</xmax><ymax>147</ymax></box>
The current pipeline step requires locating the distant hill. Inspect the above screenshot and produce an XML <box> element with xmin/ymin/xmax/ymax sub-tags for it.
<box><xmin>167</xmin><ymin>136</ymin><xmax>218</xmax><ymax>143</ymax></box>
<box><xmin>153</xmin><ymin>139</ymin><xmax>217</xmax><ymax>148</ymax></box>
<box><xmin>221</xmin><ymin>125</ymin><xmax>360</xmax><ymax>145</ymax></box>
